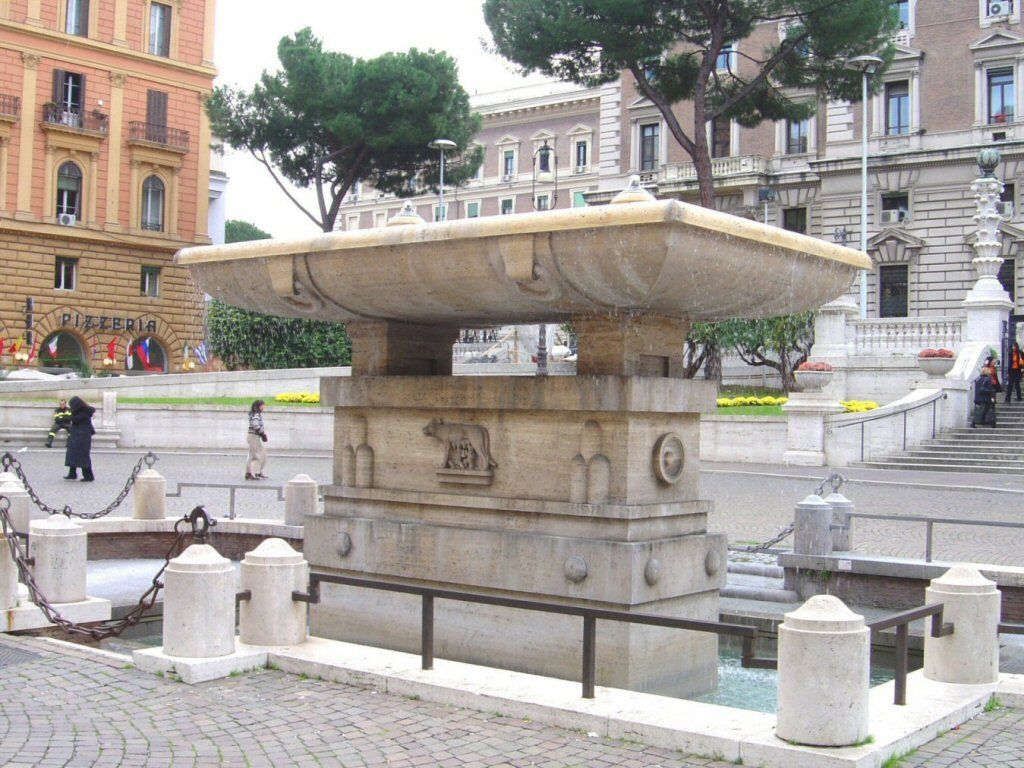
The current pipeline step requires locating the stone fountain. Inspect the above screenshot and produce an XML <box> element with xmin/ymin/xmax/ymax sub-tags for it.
<box><xmin>177</xmin><ymin>179</ymin><xmax>870</xmax><ymax>697</ymax></box>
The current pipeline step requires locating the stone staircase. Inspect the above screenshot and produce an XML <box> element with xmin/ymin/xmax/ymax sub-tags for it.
<box><xmin>860</xmin><ymin>399</ymin><xmax>1024</xmax><ymax>473</ymax></box>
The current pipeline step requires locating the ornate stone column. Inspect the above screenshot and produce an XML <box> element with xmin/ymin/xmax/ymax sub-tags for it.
<box><xmin>962</xmin><ymin>149</ymin><xmax>1013</xmax><ymax>344</ymax></box>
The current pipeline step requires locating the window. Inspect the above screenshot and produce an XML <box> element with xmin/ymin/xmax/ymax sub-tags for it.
<box><xmin>893</xmin><ymin>0</ymin><xmax>909</xmax><ymax>28</ymax></box>
<box><xmin>711</xmin><ymin>117</ymin><xmax>731</xmax><ymax>158</ymax></box>
<box><xmin>52</xmin><ymin>70</ymin><xmax>84</xmax><ymax>124</ymax></box>
<box><xmin>881</xmin><ymin>192</ymin><xmax>910</xmax><ymax>223</ymax></box>
<box><xmin>56</xmin><ymin>162</ymin><xmax>82</xmax><ymax>219</ymax></box>
<box><xmin>140</xmin><ymin>266</ymin><xmax>161</xmax><ymax>297</ymax></box>
<box><xmin>373</xmin><ymin>211</ymin><xmax>387</xmax><ymax>228</ymax></box>
<box><xmin>885</xmin><ymin>81</ymin><xmax>910</xmax><ymax>135</ymax></box>
<box><xmin>879</xmin><ymin>264</ymin><xmax>909</xmax><ymax>317</ymax></box>
<box><xmin>500</xmin><ymin>198</ymin><xmax>514</xmax><ymax>215</ymax></box>
<box><xmin>716</xmin><ymin>43</ymin><xmax>736</xmax><ymax>72</ymax></box>
<box><xmin>999</xmin><ymin>258</ymin><xmax>1016</xmax><ymax>301</ymax></box>
<box><xmin>433</xmin><ymin>203</ymin><xmax>448</xmax><ymax>222</ymax></box>
<box><xmin>1000</xmin><ymin>183</ymin><xmax>1016</xmax><ymax>217</ymax></box>
<box><xmin>466</xmin><ymin>201</ymin><xmax>480</xmax><ymax>218</ymax></box>
<box><xmin>54</xmin><ymin>257</ymin><xmax>77</xmax><ymax>291</ymax></box>
<box><xmin>639</xmin><ymin>123</ymin><xmax>659</xmax><ymax>171</ymax></box>
<box><xmin>536</xmin><ymin>144</ymin><xmax>553</xmax><ymax>175</ymax></box>
<box><xmin>66</xmin><ymin>0</ymin><xmax>89</xmax><ymax>35</ymax></box>
<box><xmin>141</xmin><ymin>176</ymin><xmax>165</xmax><ymax>231</ymax></box>
<box><xmin>988</xmin><ymin>68</ymin><xmax>1015</xmax><ymax>124</ymax></box>
<box><xmin>346</xmin><ymin>214</ymin><xmax>360</xmax><ymax>231</ymax></box>
<box><xmin>786</xmin><ymin>118</ymin><xmax>809</xmax><ymax>154</ymax></box>
<box><xmin>149</xmin><ymin>2</ymin><xmax>172</xmax><ymax>57</ymax></box>
<box><xmin>572</xmin><ymin>190</ymin><xmax>587</xmax><ymax>208</ymax></box>
<box><xmin>146</xmin><ymin>90</ymin><xmax>169</xmax><ymax>142</ymax></box>
<box><xmin>535</xmin><ymin>194</ymin><xmax>550</xmax><ymax>211</ymax></box>
<box><xmin>782</xmin><ymin>207</ymin><xmax>808</xmax><ymax>234</ymax></box>
<box><xmin>502</xmin><ymin>150</ymin><xmax>516</xmax><ymax>179</ymax></box>
<box><xmin>575</xmin><ymin>140</ymin><xmax>588</xmax><ymax>171</ymax></box>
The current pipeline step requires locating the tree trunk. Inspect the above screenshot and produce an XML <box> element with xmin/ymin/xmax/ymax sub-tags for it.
<box><xmin>691</xmin><ymin>141</ymin><xmax>716</xmax><ymax>209</ymax></box>
<box><xmin>703</xmin><ymin>340</ymin><xmax>722</xmax><ymax>383</ymax></box>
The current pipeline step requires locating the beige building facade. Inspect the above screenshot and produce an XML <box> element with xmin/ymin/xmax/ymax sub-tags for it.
<box><xmin>0</xmin><ymin>0</ymin><xmax>216</xmax><ymax>374</ymax></box>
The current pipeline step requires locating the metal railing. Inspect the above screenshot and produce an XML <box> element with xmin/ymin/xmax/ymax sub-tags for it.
<box><xmin>828</xmin><ymin>392</ymin><xmax>947</xmax><ymax>462</ymax></box>
<box><xmin>867</xmin><ymin>604</ymin><xmax>952</xmax><ymax>706</ymax></box>
<box><xmin>301</xmin><ymin>572</ymin><xmax>775</xmax><ymax>699</ymax></box>
<box><xmin>0</xmin><ymin>93</ymin><xmax>20</xmax><ymax>119</ymax></box>
<box><xmin>166</xmin><ymin>482</ymin><xmax>285</xmax><ymax>520</ymax></box>
<box><xmin>43</xmin><ymin>104</ymin><xmax>108</xmax><ymax>134</ymax></box>
<box><xmin>848</xmin><ymin>512</ymin><xmax>1024</xmax><ymax>563</ymax></box>
<box><xmin>128</xmin><ymin>121</ymin><xmax>190</xmax><ymax>151</ymax></box>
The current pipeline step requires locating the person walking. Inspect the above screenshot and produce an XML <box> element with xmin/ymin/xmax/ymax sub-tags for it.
<box><xmin>64</xmin><ymin>396</ymin><xmax>96</xmax><ymax>481</ymax></box>
<box><xmin>1006</xmin><ymin>342</ymin><xmax>1023</xmax><ymax>403</ymax></box>
<box><xmin>45</xmin><ymin>398</ymin><xmax>72</xmax><ymax>448</ymax></box>
<box><xmin>245</xmin><ymin>399</ymin><xmax>268</xmax><ymax>480</ymax></box>
<box><xmin>971</xmin><ymin>365</ymin><xmax>997</xmax><ymax>428</ymax></box>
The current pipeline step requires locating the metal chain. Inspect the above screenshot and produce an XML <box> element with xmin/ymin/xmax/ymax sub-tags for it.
<box><xmin>0</xmin><ymin>498</ymin><xmax>216</xmax><ymax>640</ymax></box>
<box><xmin>738</xmin><ymin>471</ymin><xmax>848</xmax><ymax>554</ymax></box>
<box><xmin>1</xmin><ymin>451</ymin><xmax>158</xmax><ymax>520</ymax></box>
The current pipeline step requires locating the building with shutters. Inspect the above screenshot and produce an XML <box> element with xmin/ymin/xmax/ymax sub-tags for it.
<box><xmin>0</xmin><ymin>0</ymin><xmax>217</xmax><ymax>374</ymax></box>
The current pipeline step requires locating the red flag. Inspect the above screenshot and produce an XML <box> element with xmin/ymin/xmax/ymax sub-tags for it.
<box><xmin>0</xmin><ymin>338</ymin><xmax>5</xmax><ymax>356</ymax></box>
<box><xmin>27</xmin><ymin>341</ymin><xmax>38</xmax><ymax>362</ymax></box>
<box><xmin>106</xmin><ymin>338</ymin><xmax>117</xmax><ymax>360</ymax></box>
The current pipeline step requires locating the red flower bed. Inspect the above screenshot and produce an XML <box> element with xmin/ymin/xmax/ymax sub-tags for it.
<box><xmin>797</xmin><ymin>361</ymin><xmax>833</xmax><ymax>372</ymax></box>
<box><xmin>918</xmin><ymin>348</ymin><xmax>956</xmax><ymax>359</ymax></box>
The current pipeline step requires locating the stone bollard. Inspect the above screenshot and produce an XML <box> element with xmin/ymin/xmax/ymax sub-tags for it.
<box><xmin>284</xmin><ymin>474</ymin><xmax>318</xmax><ymax>526</ymax></box>
<box><xmin>163</xmin><ymin>544</ymin><xmax>236</xmax><ymax>659</ymax></box>
<box><xmin>0</xmin><ymin>530</ymin><xmax>17</xmax><ymax>610</ymax></box>
<box><xmin>30</xmin><ymin>516</ymin><xmax>87</xmax><ymax>604</ymax></box>
<box><xmin>101</xmin><ymin>391</ymin><xmax>117</xmax><ymax>429</ymax></box>
<box><xmin>777</xmin><ymin>595</ymin><xmax>870</xmax><ymax>747</ymax></box>
<box><xmin>132</xmin><ymin>469</ymin><xmax>167</xmax><ymax>520</ymax></box>
<box><xmin>825</xmin><ymin>491</ymin><xmax>854</xmax><ymax>552</ymax></box>
<box><xmin>793</xmin><ymin>494</ymin><xmax>834</xmax><ymax>556</ymax></box>
<box><xmin>924</xmin><ymin>565</ymin><xmax>1000</xmax><ymax>685</ymax></box>
<box><xmin>0</xmin><ymin>478</ymin><xmax>31</xmax><ymax>534</ymax></box>
<box><xmin>239</xmin><ymin>538</ymin><xmax>308</xmax><ymax>646</ymax></box>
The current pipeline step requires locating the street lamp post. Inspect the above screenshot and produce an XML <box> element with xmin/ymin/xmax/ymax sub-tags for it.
<box><xmin>428</xmin><ymin>138</ymin><xmax>457</xmax><ymax>221</ymax></box>
<box><xmin>845</xmin><ymin>55</ymin><xmax>885</xmax><ymax>319</ymax></box>
<box><xmin>532</xmin><ymin>140</ymin><xmax>560</xmax><ymax>376</ymax></box>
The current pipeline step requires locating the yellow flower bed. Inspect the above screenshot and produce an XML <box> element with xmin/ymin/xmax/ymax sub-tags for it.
<box><xmin>716</xmin><ymin>396</ymin><xmax>789</xmax><ymax>407</ymax></box>
<box><xmin>274</xmin><ymin>392</ymin><xmax>321</xmax><ymax>404</ymax></box>
<box><xmin>841</xmin><ymin>400</ymin><xmax>879</xmax><ymax>413</ymax></box>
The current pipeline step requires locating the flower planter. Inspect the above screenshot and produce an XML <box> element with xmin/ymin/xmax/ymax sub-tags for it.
<box><xmin>918</xmin><ymin>356</ymin><xmax>955</xmax><ymax>377</ymax></box>
<box><xmin>794</xmin><ymin>369</ymin><xmax>833</xmax><ymax>392</ymax></box>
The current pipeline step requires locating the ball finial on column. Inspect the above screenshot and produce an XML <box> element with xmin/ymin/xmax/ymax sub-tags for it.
<box><xmin>977</xmin><ymin>148</ymin><xmax>1001</xmax><ymax>178</ymax></box>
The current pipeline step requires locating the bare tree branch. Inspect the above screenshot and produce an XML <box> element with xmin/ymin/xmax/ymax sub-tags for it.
<box><xmin>251</xmin><ymin>149</ymin><xmax>323</xmax><ymax>230</ymax></box>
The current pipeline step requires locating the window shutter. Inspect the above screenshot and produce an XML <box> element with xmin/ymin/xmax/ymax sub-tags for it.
<box><xmin>80</xmin><ymin>0</ymin><xmax>90</xmax><ymax>35</ymax></box>
<box><xmin>147</xmin><ymin>90</ymin><xmax>168</xmax><ymax>127</ymax></box>
<box><xmin>161</xmin><ymin>5</ymin><xmax>172</xmax><ymax>56</ymax></box>
<box><xmin>52</xmin><ymin>69</ymin><xmax>65</xmax><ymax>103</ymax></box>
<box><xmin>78</xmin><ymin>74</ymin><xmax>86</xmax><ymax>111</ymax></box>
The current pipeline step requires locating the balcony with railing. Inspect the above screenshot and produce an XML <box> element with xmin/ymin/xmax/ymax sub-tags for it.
<box><xmin>0</xmin><ymin>93</ymin><xmax>20</xmax><ymax>122</ymax></box>
<box><xmin>662</xmin><ymin>154</ymin><xmax>769</xmax><ymax>183</ymax></box>
<box><xmin>42</xmin><ymin>103</ymin><xmax>108</xmax><ymax>135</ymax></box>
<box><xmin>128</xmin><ymin>121</ymin><xmax>190</xmax><ymax>153</ymax></box>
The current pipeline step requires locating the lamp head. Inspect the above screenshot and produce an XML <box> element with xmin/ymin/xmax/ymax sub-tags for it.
<box><xmin>845</xmin><ymin>54</ymin><xmax>885</xmax><ymax>76</ymax></box>
<box><xmin>428</xmin><ymin>139</ymin><xmax>457</xmax><ymax>152</ymax></box>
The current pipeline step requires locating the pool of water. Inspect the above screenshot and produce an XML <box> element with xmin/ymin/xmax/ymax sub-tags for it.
<box><xmin>693</xmin><ymin>645</ymin><xmax>915</xmax><ymax>713</ymax></box>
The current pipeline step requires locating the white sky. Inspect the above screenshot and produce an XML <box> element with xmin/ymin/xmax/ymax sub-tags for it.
<box><xmin>213</xmin><ymin>0</ymin><xmax>551</xmax><ymax>239</ymax></box>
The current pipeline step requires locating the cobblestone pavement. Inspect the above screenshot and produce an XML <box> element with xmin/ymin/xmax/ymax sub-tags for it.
<box><xmin>8</xmin><ymin>448</ymin><xmax>1024</xmax><ymax>566</ymax></box>
<box><xmin>0</xmin><ymin>636</ymin><xmax>737</xmax><ymax>768</ymax></box>
<box><xmin>0</xmin><ymin>635</ymin><xmax>1022</xmax><ymax>767</ymax></box>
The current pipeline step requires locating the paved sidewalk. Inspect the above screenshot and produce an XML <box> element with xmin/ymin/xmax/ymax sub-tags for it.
<box><xmin>0</xmin><ymin>635</ymin><xmax>1021</xmax><ymax>768</ymax></box>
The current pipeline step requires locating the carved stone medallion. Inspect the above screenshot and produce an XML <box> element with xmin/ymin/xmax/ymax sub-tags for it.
<box><xmin>652</xmin><ymin>433</ymin><xmax>685</xmax><ymax>485</ymax></box>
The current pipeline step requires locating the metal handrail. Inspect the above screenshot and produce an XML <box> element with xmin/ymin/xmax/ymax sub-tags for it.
<box><xmin>867</xmin><ymin>603</ymin><xmax>952</xmax><ymax>706</ymax></box>
<box><xmin>303</xmin><ymin>572</ymin><xmax>775</xmax><ymax>699</ymax></box>
<box><xmin>128</xmin><ymin>121</ymin><xmax>190</xmax><ymax>150</ymax></box>
<box><xmin>848</xmin><ymin>512</ymin><xmax>1024</xmax><ymax>562</ymax></box>
<box><xmin>166</xmin><ymin>482</ymin><xmax>285</xmax><ymax>521</ymax></box>
<box><xmin>43</xmin><ymin>103</ymin><xmax>108</xmax><ymax>133</ymax></box>
<box><xmin>827</xmin><ymin>392</ymin><xmax>947</xmax><ymax>461</ymax></box>
<box><xmin>0</xmin><ymin>93</ymin><xmax>20</xmax><ymax>119</ymax></box>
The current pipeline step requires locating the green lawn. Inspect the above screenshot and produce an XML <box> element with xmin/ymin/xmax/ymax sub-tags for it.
<box><xmin>117</xmin><ymin>396</ymin><xmax>323</xmax><ymax>407</ymax></box>
<box><xmin>715</xmin><ymin>404</ymin><xmax>784</xmax><ymax>416</ymax></box>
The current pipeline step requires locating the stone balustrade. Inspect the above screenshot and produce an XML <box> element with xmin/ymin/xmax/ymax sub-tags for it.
<box><xmin>664</xmin><ymin>154</ymin><xmax>768</xmax><ymax>181</ymax></box>
<box><xmin>853</xmin><ymin>317</ymin><xmax>964</xmax><ymax>354</ymax></box>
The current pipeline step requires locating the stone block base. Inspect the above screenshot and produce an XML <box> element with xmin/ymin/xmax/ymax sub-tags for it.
<box><xmin>132</xmin><ymin>641</ymin><xmax>268</xmax><ymax>685</ymax></box>
<box><xmin>3</xmin><ymin>596</ymin><xmax>112</xmax><ymax>633</ymax></box>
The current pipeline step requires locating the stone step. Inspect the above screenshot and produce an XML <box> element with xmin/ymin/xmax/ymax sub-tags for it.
<box><xmin>901</xmin><ymin>449</ymin><xmax>1024</xmax><ymax>462</ymax></box>
<box><xmin>720</xmin><ymin>584</ymin><xmax>801</xmax><ymax>604</ymax></box>
<box><xmin>859</xmin><ymin>459</ymin><xmax>1024</xmax><ymax>473</ymax></box>
<box><xmin>727</xmin><ymin>562</ymin><xmax>784</xmax><ymax>579</ymax></box>
<box><xmin>908</xmin><ymin>444</ymin><xmax>1024</xmax><ymax>455</ymax></box>
<box><xmin>924</xmin><ymin>439</ymin><xmax>1024</xmax><ymax>449</ymax></box>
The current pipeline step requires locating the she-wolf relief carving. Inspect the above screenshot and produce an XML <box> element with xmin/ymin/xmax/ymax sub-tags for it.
<box><xmin>423</xmin><ymin>418</ymin><xmax>497</xmax><ymax>486</ymax></box>
<box><xmin>569</xmin><ymin>420</ymin><xmax>610</xmax><ymax>505</ymax></box>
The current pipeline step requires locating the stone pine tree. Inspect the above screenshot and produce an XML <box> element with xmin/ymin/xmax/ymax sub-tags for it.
<box><xmin>484</xmin><ymin>0</ymin><xmax>897</xmax><ymax>208</ymax></box>
<box><xmin>207</xmin><ymin>220</ymin><xmax>352</xmax><ymax>370</ymax></box>
<box><xmin>207</xmin><ymin>28</ymin><xmax>483</xmax><ymax>233</ymax></box>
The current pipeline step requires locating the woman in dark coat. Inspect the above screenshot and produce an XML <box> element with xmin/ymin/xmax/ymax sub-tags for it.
<box><xmin>64</xmin><ymin>396</ymin><xmax>96</xmax><ymax>481</ymax></box>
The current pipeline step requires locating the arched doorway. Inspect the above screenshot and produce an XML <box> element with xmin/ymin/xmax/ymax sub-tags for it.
<box><xmin>127</xmin><ymin>336</ymin><xmax>167</xmax><ymax>374</ymax></box>
<box><xmin>38</xmin><ymin>331</ymin><xmax>86</xmax><ymax>372</ymax></box>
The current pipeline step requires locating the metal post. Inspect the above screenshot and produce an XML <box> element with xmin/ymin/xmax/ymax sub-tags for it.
<box><xmin>536</xmin><ymin>323</ymin><xmax>548</xmax><ymax>376</ymax></box>
<box><xmin>859</xmin><ymin>70</ymin><xmax>869</xmax><ymax>319</ymax></box>
<box><xmin>925</xmin><ymin>521</ymin><xmax>934</xmax><ymax>563</ymax></box>
<box><xmin>229</xmin><ymin>487</ymin><xmax>236</xmax><ymax>520</ymax></box>
<box><xmin>894</xmin><ymin>623</ymin><xmax>908</xmax><ymax>705</ymax></box>
<box><xmin>421</xmin><ymin>594</ymin><xmax>434</xmax><ymax>670</ymax></box>
<box><xmin>25</xmin><ymin>297</ymin><xmax>34</xmax><ymax>346</ymax></box>
<box><xmin>902</xmin><ymin>410</ymin><xmax>908</xmax><ymax>450</ymax></box>
<box><xmin>438</xmin><ymin>149</ymin><xmax>446</xmax><ymax>220</ymax></box>
<box><xmin>582</xmin><ymin>615</ymin><xmax>596</xmax><ymax>698</ymax></box>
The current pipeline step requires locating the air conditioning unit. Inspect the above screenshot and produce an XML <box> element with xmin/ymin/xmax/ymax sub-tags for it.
<box><xmin>502</xmin><ymin>174</ymin><xmax>514</xmax><ymax>183</ymax></box>
<box><xmin>57</xmin><ymin>213</ymin><xmax>77</xmax><ymax>227</ymax></box>
<box><xmin>880</xmin><ymin>209</ymin><xmax>907</xmax><ymax>225</ymax></box>
<box><xmin>997</xmin><ymin>201</ymin><xmax>1015</xmax><ymax>218</ymax></box>
<box><xmin>575</xmin><ymin>165</ymin><xmax>588</xmax><ymax>175</ymax></box>
<box><xmin>988</xmin><ymin>1</ymin><xmax>1011</xmax><ymax>17</ymax></box>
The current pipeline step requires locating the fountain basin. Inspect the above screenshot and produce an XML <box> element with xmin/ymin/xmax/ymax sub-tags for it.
<box><xmin>176</xmin><ymin>200</ymin><xmax>871</xmax><ymax>327</ymax></box>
